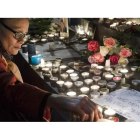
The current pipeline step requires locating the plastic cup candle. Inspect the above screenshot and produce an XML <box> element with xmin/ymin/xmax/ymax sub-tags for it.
<box><xmin>91</xmin><ymin>85</ymin><xmax>100</xmax><ymax>91</ymax></box>
<box><xmin>50</xmin><ymin>77</ymin><xmax>58</xmax><ymax>82</ymax></box>
<box><xmin>131</xmin><ymin>66</ymin><xmax>138</xmax><ymax>72</ymax></box>
<box><xmin>61</xmin><ymin>73</ymin><xmax>68</xmax><ymax>80</ymax></box>
<box><xmin>48</xmin><ymin>34</ymin><xmax>54</xmax><ymax>38</ymax></box>
<box><xmin>91</xmin><ymin>63</ymin><xmax>98</xmax><ymax>68</ymax></box>
<box><xmin>82</xmin><ymin>38</ymin><xmax>88</xmax><ymax>41</ymax></box>
<box><xmin>80</xmin><ymin>87</ymin><xmax>89</xmax><ymax>94</ymax></box>
<box><xmin>39</xmin><ymin>59</ymin><xmax>46</xmax><ymax>70</ymax></box>
<box><xmin>64</xmin><ymin>81</ymin><xmax>73</xmax><ymax>88</ymax></box>
<box><xmin>113</xmin><ymin>77</ymin><xmax>121</xmax><ymax>82</ymax></box>
<box><xmin>105</xmin><ymin>74</ymin><xmax>113</xmax><ymax>80</ymax></box>
<box><xmin>121</xmin><ymin>83</ymin><xmax>130</xmax><ymax>89</ymax></box>
<box><xmin>94</xmin><ymin>70</ymin><xmax>102</xmax><ymax>75</ymax></box>
<box><xmin>42</xmin><ymin>67</ymin><xmax>50</xmax><ymax>73</ymax></box>
<box><xmin>59</xmin><ymin>36</ymin><xmax>65</xmax><ymax>40</ymax></box>
<box><xmin>70</xmin><ymin>76</ymin><xmax>79</xmax><ymax>82</ymax></box>
<box><xmin>46</xmin><ymin>61</ymin><xmax>53</xmax><ymax>68</ymax></box>
<box><xmin>107</xmin><ymin>82</ymin><xmax>116</xmax><ymax>88</ymax></box>
<box><xmin>125</xmin><ymin>72</ymin><xmax>133</xmax><ymax>79</ymax></box>
<box><xmin>100</xmin><ymin>88</ymin><xmax>109</xmax><ymax>95</ymax></box>
<box><xmin>66</xmin><ymin>69</ymin><xmax>74</xmax><ymax>74</ymax></box>
<box><xmin>60</xmin><ymin>65</ymin><xmax>67</xmax><ymax>71</ymax></box>
<box><xmin>84</xmin><ymin>79</ymin><xmax>93</xmax><ymax>86</ymax></box>
<box><xmin>92</xmin><ymin>76</ymin><xmax>101</xmax><ymax>82</ymax></box>
<box><xmin>41</xmin><ymin>38</ymin><xmax>47</xmax><ymax>42</ymax></box>
<box><xmin>78</xmin><ymin>94</ymin><xmax>88</xmax><ymax>97</ymax></box>
<box><xmin>74</xmin><ymin>81</ymin><xmax>83</xmax><ymax>87</ymax></box>
<box><xmin>90</xmin><ymin>91</ymin><xmax>100</xmax><ymax>98</ymax></box>
<box><xmin>67</xmin><ymin>91</ymin><xmax>76</xmax><ymax>97</ymax></box>
<box><xmin>30</xmin><ymin>39</ymin><xmax>37</xmax><ymax>43</ymax></box>
<box><xmin>52</xmin><ymin>67</ymin><xmax>59</xmax><ymax>73</ymax></box>
<box><xmin>105</xmin><ymin>67</ymin><xmax>113</xmax><ymax>72</ymax></box>
<box><xmin>114</xmin><ymin>73</ymin><xmax>122</xmax><ymax>77</ymax></box>
<box><xmin>56</xmin><ymin>80</ymin><xmax>64</xmax><ymax>87</ymax></box>
<box><xmin>103</xmin><ymin>72</ymin><xmax>111</xmax><ymax>77</ymax></box>
<box><xmin>81</xmin><ymin>72</ymin><xmax>89</xmax><ymax>79</ymax></box>
<box><xmin>120</xmin><ymin>69</ymin><xmax>128</xmax><ymax>74</ymax></box>
<box><xmin>98</xmin><ymin>106</ymin><xmax>103</xmax><ymax>113</ymax></box>
<box><xmin>132</xmin><ymin>79</ymin><xmax>140</xmax><ymax>86</ymax></box>
<box><xmin>97</xmin><ymin>66</ymin><xmax>104</xmax><ymax>70</ymax></box>
<box><xmin>104</xmin><ymin>109</ymin><xmax>116</xmax><ymax>117</ymax></box>
<box><xmin>98</xmin><ymin>80</ymin><xmax>107</xmax><ymax>87</ymax></box>
<box><xmin>70</xmin><ymin>73</ymin><xmax>78</xmax><ymax>77</ymax></box>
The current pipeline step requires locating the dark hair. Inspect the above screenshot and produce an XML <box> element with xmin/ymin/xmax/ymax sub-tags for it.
<box><xmin>0</xmin><ymin>18</ymin><xmax>29</xmax><ymax>23</ymax></box>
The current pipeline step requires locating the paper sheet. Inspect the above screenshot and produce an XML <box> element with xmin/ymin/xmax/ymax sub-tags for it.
<box><xmin>91</xmin><ymin>89</ymin><xmax>140</xmax><ymax>122</ymax></box>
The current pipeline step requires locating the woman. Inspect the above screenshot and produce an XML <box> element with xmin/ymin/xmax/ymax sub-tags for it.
<box><xmin>0</xmin><ymin>18</ymin><xmax>102</xmax><ymax>122</ymax></box>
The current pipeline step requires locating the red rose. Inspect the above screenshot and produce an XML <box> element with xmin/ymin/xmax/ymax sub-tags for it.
<box><xmin>109</xmin><ymin>55</ymin><xmax>119</xmax><ymax>65</ymax></box>
<box><xmin>88</xmin><ymin>41</ymin><xmax>99</xmax><ymax>52</ymax></box>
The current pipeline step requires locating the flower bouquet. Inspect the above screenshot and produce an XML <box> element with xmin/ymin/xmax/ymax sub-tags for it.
<box><xmin>87</xmin><ymin>37</ymin><xmax>132</xmax><ymax>66</ymax></box>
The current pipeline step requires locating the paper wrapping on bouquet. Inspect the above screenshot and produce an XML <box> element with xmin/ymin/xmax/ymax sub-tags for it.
<box><xmin>91</xmin><ymin>89</ymin><xmax>140</xmax><ymax>122</ymax></box>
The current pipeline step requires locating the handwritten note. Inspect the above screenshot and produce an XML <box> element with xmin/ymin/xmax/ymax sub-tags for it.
<box><xmin>91</xmin><ymin>89</ymin><xmax>140</xmax><ymax>122</ymax></box>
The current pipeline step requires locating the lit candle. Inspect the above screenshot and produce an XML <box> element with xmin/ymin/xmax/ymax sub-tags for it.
<box><xmin>91</xmin><ymin>63</ymin><xmax>98</xmax><ymax>68</ymax></box>
<box><xmin>105</xmin><ymin>67</ymin><xmax>113</xmax><ymax>72</ymax></box>
<box><xmin>74</xmin><ymin>81</ymin><xmax>83</xmax><ymax>87</ymax></box>
<box><xmin>56</xmin><ymin>80</ymin><xmax>64</xmax><ymax>87</ymax></box>
<box><xmin>30</xmin><ymin>39</ymin><xmax>37</xmax><ymax>43</ymax></box>
<box><xmin>98</xmin><ymin>80</ymin><xmax>107</xmax><ymax>87</ymax></box>
<box><xmin>80</xmin><ymin>87</ymin><xmax>89</xmax><ymax>94</ymax></box>
<box><xmin>92</xmin><ymin>76</ymin><xmax>101</xmax><ymax>82</ymax></box>
<box><xmin>67</xmin><ymin>91</ymin><xmax>76</xmax><ymax>97</ymax></box>
<box><xmin>113</xmin><ymin>77</ymin><xmax>121</xmax><ymax>82</ymax></box>
<box><xmin>120</xmin><ymin>69</ymin><xmax>128</xmax><ymax>74</ymax></box>
<box><xmin>78</xmin><ymin>94</ymin><xmax>88</xmax><ymax>97</ymax></box>
<box><xmin>84</xmin><ymin>79</ymin><xmax>93</xmax><ymax>86</ymax></box>
<box><xmin>104</xmin><ymin>109</ymin><xmax>116</xmax><ymax>117</ymax></box>
<box><xmin>50</xmin><ymin>77</ymin><xmax>58</xmax><ymax>82</ymax></box>
<box><xmin>126</xmin><ymin>21</ymin><xmax>132</xmax><ymax>25</ymax></box>
<box><xmin>70</xmin><ymin>73</ymin><xmax>78</xmax><ymax>77</ymax></box>
<box><xmin>52</xmin><ymin>67</ymin><xmax>59</xmax><ymax>73</ymax></box>
<box><xmin>70</xmin><ymin>76</ymin><xmax>79</xmax><ymax>82</ymax></box>
<box><xmin>60</xmin><ymin>65</ymin><xmax>67</xmax><ymax>71</ymax></box>
<box><xmin>97</xmin><ymin>66</ymin><xmax>104</xmax><ymax>70</ymax></box>
<box><xmin>55</xmin><ymin>33</ymin><xmax>59</xmax><ymax>36</ymax></box>
<box><xmin>64</xmin><ymin>81</ymin><xmax>73</xmax><ymax>88</ymax></box>
<box><xmin>42</xmin><ymin>67</ymin><xmax>50</xmax><ymax>73</ymax></box>
<box><xmin>103</xmin><ymin>72</ymin><xmax>111</xmax><ymax>77</ymax></box>
<box><xmin>132</xmin><ymin>79</ymin><xmax>140</xmax><ymax>86</ymax></box>
<box><xmin>105</xmin><ymin>74</ymin><xmax>113</xmax><ymax>80</ymax></box>
<box><xmin>66</xmin><ymin>69</ymin><xmax>74</xmax><ymax>74</ymax></box>
<box><xmin>48</xmin><ymin>34</ymin><xmax>54</xmax><ymax>38</ymax></box>
<box><xmin>59</xmin><ymin>36</ymin><xmax>65</xmax><ymax>40</ymax></box>
<box><xmin>81</xmin><ymin>72</ymin><xmax>89</xmax><ymax>78</ymax></box>
<box><xmin>100</xmin><ymin>88</ymin><xmax>109</xmax><ymax>95</ymax></box>
<box><xmin>82</xmin><ymin>38</ymin><xmax>88</xmax><ymax>41</ymax></box>
<box><xmin>46</xmin><ymin>61</ymin><xmax>53</xmax><ymax>68</ymax></box>
<box><xmin>41</xmin><ymin>38</ymin><xmax>47</xmax><ymax>42</ymax></box>
<box><xmin>90</xmin><ymin>91</ymin><xmax>100</xmax><ymax>98</ymax></box>
<box><xmin>61</xmin><ymin>73</ymin><xmax>68</xmax><ymax>80</ymax></box>
<box><xmin>107</xmin><ymin>82</ymin><xmax>116</xmax><ymax>88</ymax></box>
<box><xmin>131</xmin><ymin>66</ymin><xmax>138</xmax><ymax>72</ymax></box>
<box><xmin>91</xmin><ymin>85</ymin><xmax>100</xmax><ymax>91</ymax></box>
<box><xmin>93</xmin><ymin>70</ymin><xmax>102</xmax><ymax>75</ymax></box>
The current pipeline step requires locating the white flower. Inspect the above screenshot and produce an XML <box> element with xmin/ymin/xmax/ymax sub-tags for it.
<box><xmin>118</xmin><ymin>57</ymin><xmax>129</xmax><ymax>64</ymax></box>
<box><xmin>100</xmin><ymin>46</ymin><xmax>109</xmax><ymax>56</ymax></box>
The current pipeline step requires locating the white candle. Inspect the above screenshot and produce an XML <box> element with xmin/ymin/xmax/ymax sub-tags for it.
<box><xmin>59</xmin><ymin>36</ymin><xmax>65</xmax><ymax>40</ymax></box>
<box><xmin>105</xmin><ymin>59</ymin><xmax>110</xmax><ymax>68</ymax></box>
<box><xmin>91</xmin><ymin>85</ymin><xmax>100</xmax><ymax>91</ymax></box>
<box><xmin>105</xmin><ymin>74</ymin><xmax>113</xmax><ymax>80</ymax></box>
<box><xmin>67</xmin><ymin>91</ymin><xmax>76</xmax><ymax>97</ymax></box>
<box><xmin>46</xmin><ymin>62</ymin><xmax>52</xmax><ymax>68</ymax></box>
<box><xmin>64</xmin><ymin>81</ymin><xmax>73</xmax><ymax>88</ymax></box>
<box><xmin>80</xmin><ymin>87</ymin><xmax>89</xmax><ymax>94</ymax></box>
<box><xmin>42</xmin><ymin>67</ymin><xmax>49</xmax><ymax>73</ymax></box>
<box><xmin>84</xmin><ymin>79</ymin><xmax>93</xmax><ymax>85</ymax></box>
<box><xmin>78</xmin><ymin>94</ymin><xmax>88</xmax><ymax>97</ymax></box>
<box><xmin>30</xmin><ymin>39</ymin><xmax>37</xmax><ymax>43</ymax></box>
<box><xmin>60</xmin><ymin>65</ymin><xmax>67</xmax><ymax>70</ymax></box>
<box><xmin>82</xmin><ymin>38</ymin><xmax>88</xmax><ymax>41</ymax></box>
<box><xmin>97</xmin><ymin>66</ymin><xmax>104</xmax><ymax>70</ymax></box>
<box><xmin>66</xmin><ymin>69</ymin><xmax>74</xmax><ymax>74</ymax></box>
<box><xmin>56</xmin><ymin>80</ymin><xmax>64</xmax><ymax>87</ymax></box>
<box><xmin>104</xmin><ymin>109</ymin><xmax>116</xmax><ymax>116</ymax></box>
<box><xmin>81</xmin><ymin>72</ymin><xmax>89</xmax><ymax>78</ymax></box>
<box><xmin>91</xmin><ymin>63</ymin><xmax>98</xmax><ymax>68</ymax></box>
<box><xmin>48</xmin><ymin>34</ymin><xmax>54</xmax><ymax>38</ymax></box>
<box><xmin>74</xmin><ymin>81</ymin><xmax>83</xmax><ymax>87</ymax></box>
<box><xmin>70</xmin><ymin>73</ymin><xmax>78</xmax><ymax>77</ymax></box>
<box><xmin>120</xmin><ymin>69</ymin><xmax>128</xmax><ymax>74</ymax></box>
<box><xmin>61</xmin><ymin>73</ymin><xmax>68</xmax><ymax>80</ymax></box>
<box><xmin>41</xmin><ymin>38</ymin><xmax>47</xmax><ymax>42</ymax></box>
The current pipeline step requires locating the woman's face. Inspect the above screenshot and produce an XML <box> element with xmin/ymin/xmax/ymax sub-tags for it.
<box><xmin>0</xmin><ymin>18</ymin><xmax>29</xmax><ymax>55</ymax></box>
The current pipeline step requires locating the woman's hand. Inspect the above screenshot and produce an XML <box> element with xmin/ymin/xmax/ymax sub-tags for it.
<box><xmin>46</xmin><ymin>94</ymin><xmax>102</xmax><ymax>122</ymax></box>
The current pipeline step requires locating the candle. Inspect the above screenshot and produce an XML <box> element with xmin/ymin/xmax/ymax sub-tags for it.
<box><xmin>42</xmin><ymin>67</ymin><xmax>50</xmax><ymax>73</ymax></box>
<box><xmin>105</xmin><ymin>74</ymin><xmax>113</xmax><ymax>80</ymax></box>
<box><xmin>70</xmin><ymin>76</ymin><xmax>79</xmax><ymax>82</ymax></box>
<box><xmin>100</xmin><ymin>88</ymin><xmax>109</xmax><ymax>95</ymax></box>
<box><xmin>52</xmin><ymin>67</ymin><xmax>59</xmax><ymax>73</ymax></box>
<box><xmin>64</xmin><ymin>81</ymin><xmax>73</xmax><ymax>88</ymax></box>
<box><xmin>103</xmin><ymin>72</ymin><xmax>111</xmax><ymax>77</ymax></box>
<box><xmin>90</xmin><ymin>91</ymin><xmax>100</xmax><ymax>98</ymax></box>
<box><xmin>66</xmin><ymin>69</ymin><xmax>74</xmax><ymax>74</ymax></box>
<box><xmin>132</xmin><ymin>79</ymin><xmax>140</xmax><ymax>86</ymax></box>
<box><xmin>41</xmin><ymin>38</ymin><xmax>47</xmax><ymax>42</ymax></box>
<box><xmin>56</xmin><ymin>80</ymin><xmax>64</xmax><ymax>87</ymax></box>
<box><xmin>46</xmin><ymin>61</ymin><xmax>53</xmax><ymax>68</ymax></box>
<box><xmin>84</xmin><ymin>79</ymin><xmax>93</xmax><ymax>86</ymax></box>
<box><xmin>93</xmin><ymin>70</ymin><xmax>102</xmax><ymax>75</ymax></box>
<box><xmin>105</xmin><ymin>59</ymin><xmax>110</xmax><ymax>68</ymax></box>
<box><xmin>67</xmin><ymin>91</ymin><xmax>76</xmax><ymax>97</ymax></box>
<box><xmin>39</xmin><ymin>59</ymin><xmax>46</xmax><ymax>70</ymax></box>
<box><xmin>55</xmin><ymin>33</ymin><xmax>59</xmax><ymax>36</ymax></box>
<box><xmin>125</xmin><ymin>72</ymin><xmax>134</xmax><ymax>79</ymax></box>
<box><xmin>91</xmin><ymin>63</ymin><xmax>98</xmax><ymax>68</ymax></box>
<box><xmin>70</xmin><ymin>73</ymin><xmax>78</xmax><ymax>77</ymax></box>
<box><xmin>131</xmin><ymin>66</ymin><xmax>138</xmax><ymax>72</ymax></box>
<box><xmin>98</xmin><ymin>80</ymin><xmax>107</xmax><ymax>87</ymax></box>
<box><xmin>80</xmin><ymin>87</ymin><xmax>89</xmax><ymax>94</ymax></box>
<box><xmin>81</xmin><ymin>72</ymin><xmax>89</xmax><ymax>78</ymax></box>
<box><xmin>50</xmin><ymin>77</ymin><xmax>58</xmax><ymax>82</ymax></box>
<box><xmin>98</xmin><ymin>106</ymin><xmax>103</xmax><ymax>113</ymax></box>
<box><xmin>120</xmin><ymin>69</ymin><xmax>128</xmax><ymax>74</ymax></box>
<box><xmin>121</xmin><ymin>83</ymin><xmax>130</xmax><ymax>89</ymax></box>
<box><xmin>113</xmin><ymin>77</ymin><xmax>121</xmax><ymax>82</ymax></box>
<box><xmin>107</xmin><ymin>82</ymin><xmax>116</xmax><ymax>88</ymax></box>
<box><xmin>59</xmin><ymin>36</ymin><xmax>65</xmax><ymax>40</ymax></box>
<box><xmin>114</xmin><ymin>73</ymin><xmax>122</xmax><ymax>77</ymax></box>
<box><xmin>105</xmin><ymin>67</ymin><xmax>113</xmax><ymax>72</ymax></box>
<box><xmin>91</xmin><ymin>85</ymin><xmax>100</xmax><ymax>91</ymax></box>
<box><xmin>97</xmin><ymin>65</ymin><xmax>104</xmax><ymax>70</ymax></box>
<box><xmin>61</xmin><ymin>73</ymin><xmax>68</xmax><ymax>80</ymax></box>
<box><xmin>82</xmin><ymin>38</ymin><xmax>88</xmax><ymax>41</ymax></box>
<box><xmin>48</xmin><ymin>34</ymin><xmax>54</xmax><ymax>38</ymax></box>
<box><xmin>30</xmin><ymin>39</ymin><xmax>37</xmax><ymax>43</ymax></box>
<box><xmin>92</xmin><ymin>76</ymin><xmax>101</xmax><ymax>82</ymax></box>
<box><xmin>74</xmin><ymin>81</ymin><xmax>83</xmax><ymax>87</ymax></box>
<box><xmin>60</xmin><ymin>65</ymin><xmax>67</xmax><ymax>71</ymax></box>
<box><xmin>78</xmin><ymin>94</ymin><xmax>88</xmax><ymax>97</ymax></box>
<box><xmin>108</xmin><ymin>117</ymin><xmax>119</xmax><ymax>122</ymax></box>
<box><xmin>104</xmin><ymin>109</ymin><xmax>116</xmax><ymax>117</ymax></box>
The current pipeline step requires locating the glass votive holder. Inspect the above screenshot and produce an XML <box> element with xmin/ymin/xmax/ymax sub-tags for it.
<box><xmin>103</xmin><ymin>72</ymin><xmax>111</xmax><ymax>77</ymax></box>
<box><xmin>113</xmin><ymin>77</ymin><xmax>121</xmax><ymax>82</ymax></box>
<box><xmin>81</xmin><ymin>72</ymin><xmax>89</xmax><ymax>79</ymax></box>
<box><xmin>91</xmin><ymin>85</ymin><xmax>100</xmax><ymax>92</ymax></box>
<box><xmin>105</xmin><ymin>74</ymin><xmax>113</xmax><ymax>80</ymax></box>
<box><xmin>70</xmin><ymin>76</ymin><xmax>79</xmax><ymax>82</ymax></box>
<box><xmin>92</xmin><ymin>76</ymin><xmax>101</xmax><ymax>82</ymax></box>
<box><xmin>56</xmin><ymin>80</ymin><xmax>64</xmax><ymax>88</ymax></box>
<box><xmin>90</xmin><ymin>91</ymin><xmax>100</xmax><ymax>98</ymax></box>
<box><xmin>80</xmin><ymin>87</ymin><xmax>90</xmax><ymax>94</ymax></box>
<box><xmin>131</xmin><ymin>66</ymin><xmax>138</xmax><ymax>72</ymax></box>
<box><xmin>91</xmin><ymin>63</ymin><xmax>98</xmax><ymax>68</ymax></box>
<box><xmin>107</xmin><ymin>82</ymin><xmax>116</xmax><ymax>89</ymax></box>
<box><xmin>104</xmin><ymin>109</ymin><xmax>116</xmax><ymax>117</ymax></box>
<box><xmin>93</xmin><ymin>70</ymin><xmax>102</xmax><ymax>75</ymax></box>
<box><xmin>105</xmin><ymin>67</ymin><xmax>113</xmax><ymax>72</ymax></box>
<box><xmin>96</xmin><ymin>65</ymin><xmax>104</xmax><ymax>70</ymax></box>
<box><xmin>100</xmin><ymin>88</ymin><xmax>109</xmax><ymax>95</ymax></box>
<box><xmin>67</xmin><ymin>91</ymin><xmax>76</xmax><ymax>97</ymax></box>
<box><xmin>64</xmin><ymin>81</ymin><xmax>73</xmax><ymax>88</ymax></box>
<box><xmin>61</xmin><ymin>73</ymin><xmax>69</xmax><ymax>80</ymax></box>
<box><xmin>66</xmin><ymin>69</ymin><xmax>74</xmax><ymax>74</ymax></box>
<box><xmin>42</xmin><ymin>67</ymin><xmax>50</xmax><ymax>73</ymax></box>
<box><xmin>74</xmin><ymin>81</ymin><xmax>83</xmax><ymax>88</ymax></box>
<box><xmin>52</xmin><ymin>67</ymin><xmax>59</xmax><ymax>73</ymax></box>
<box><xmin>60</xmin><ymin>65</ymin><xmax>67</xmax><ymax>71</ymax></box>
<box><xmin>84</xmin><ymin>79</ymin><xmax>93</xmax><ymax>86</ymax></box>
<box><xmin>98</xmin><ymin>80</ymin><xmax>107</xmax><ymax>87</ymax></box>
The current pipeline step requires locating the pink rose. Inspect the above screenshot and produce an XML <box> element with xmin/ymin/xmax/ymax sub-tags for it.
<box><xmin>104</xmin><ymin>37</ymin><xmax>116</xmax><ymax>48</ymax></box>
<box><xmin>119</xmin><ymin>48</ymin><xmax>132</xmax><ymax>57</ymax></box>
<box><xmin>88</xmin><ymin>41</ymin><xmax>99</xmax><ymax>52</ymax></box>
<box><xmin>88</xmin><ymin>56</ymin><xmax>96</xmax><ymax>64</ymax></box>
<box><xmin>93</xmin><ymin>53</ymin><xmax>104</xmax><ymax>63</ymax></box>
<box><xmin>109</xmin><ymin>55</ymin><xmax>120</xmax><ymax>65</ymax></box>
